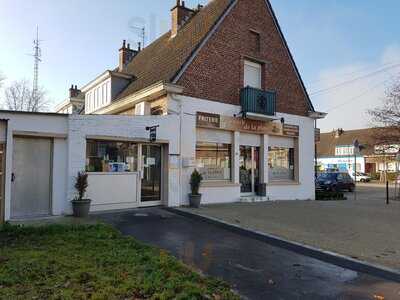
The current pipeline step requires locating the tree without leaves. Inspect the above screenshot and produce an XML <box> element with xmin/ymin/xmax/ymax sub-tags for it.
<box><xmin>0</xmin><ymin>72</ymin><xmax>4</xmax><ymax>89</ymax></box>
<box><xmin>368</xmin><ymin>80</ymin><xmax>400</xmax><ymax>145</ymax></box>
<box><xmin>367</xmin><ymin>80</ymin><xmax>400</xmax><ymax>182</ymax></box>
<box><xmin>3</xmin><ymin>79</ymin><xmax>48</xmax><ymax>112</ymax></box>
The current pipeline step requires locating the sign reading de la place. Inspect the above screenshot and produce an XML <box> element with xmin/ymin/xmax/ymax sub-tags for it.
<box><xmin>196</xmin><ymin>112</ymin><xmax>298</xmax><ymax>137</ymax></box>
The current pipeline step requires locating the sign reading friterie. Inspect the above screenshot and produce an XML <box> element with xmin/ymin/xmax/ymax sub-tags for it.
<box><xmin>196</xmin><ymin>112</ymin><xmax>292</xmax><ymax>136</ymax></box>
<box><xmin>196</xmin><ymin>112</ymin><xmax>221</xmax><ymax>128</ymax></box>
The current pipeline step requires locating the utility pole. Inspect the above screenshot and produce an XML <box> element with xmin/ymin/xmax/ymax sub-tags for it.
<box><xmin>32</xmin><ymin>26</ymin><xmax>42</xmax><ymax>107</ymax></box>
<box><xmin>396</xmin><ymin>158</ymin><xmax>398</xmax><ymax>201</ymax></box>
<box><xmin>353</xmin><ymin>139</ymin><xmax>360</xmax><ymax>201</ymax></box>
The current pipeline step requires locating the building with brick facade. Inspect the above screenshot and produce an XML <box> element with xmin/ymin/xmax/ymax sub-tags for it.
<box><xmin>0</xmin><ymin>0</ymin><xmax>325</xmax><ymax>222</ymax></box>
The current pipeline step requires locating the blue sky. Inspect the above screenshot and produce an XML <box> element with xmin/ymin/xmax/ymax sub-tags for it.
<box><xmin>0</xmin><ymin>0</ymin><xmax>399</xmax><ymax>131</ymax></box>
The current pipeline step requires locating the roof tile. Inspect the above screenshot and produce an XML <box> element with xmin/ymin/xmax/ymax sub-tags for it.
<box><xmin>115</xmin><ymin>0</ymin><xmax>234</xmax><ymax>101</ymax></box>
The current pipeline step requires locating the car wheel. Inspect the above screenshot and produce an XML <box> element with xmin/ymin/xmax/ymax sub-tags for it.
<box><xmin>360</xmin><ymin>179</ymin><xmax>365</xmax><ymax>183</ymax></box>
<box><xmin>348</xmin><ymin>186</ymin><xmax>354</xmax><ymax>192</ymax></box>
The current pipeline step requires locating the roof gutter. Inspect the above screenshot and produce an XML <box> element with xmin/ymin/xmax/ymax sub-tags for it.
<box><xmin>309</xmin><ymin>111</ymin><xmax>328</xmax><ymax>120</ymax></box>
<box><xmin>81</xmin><ymin>70</ymin><xmax>134</xmax><ymax>93</ymax></box>
<box><xmin>54</xmin><ymin>97</ymin><xmax>84</xmax><ymax>112</ymax></box>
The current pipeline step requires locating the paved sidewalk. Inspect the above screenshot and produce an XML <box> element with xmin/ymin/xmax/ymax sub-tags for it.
<box><xmin>181</xmin><ymin>185</ymin><xmax>400</xmax><ymax>270</ymax></box>
<box><xmin>96</xmin><ymin>208</ymin><xmax>400</xmax><ymax>300</ymax></box>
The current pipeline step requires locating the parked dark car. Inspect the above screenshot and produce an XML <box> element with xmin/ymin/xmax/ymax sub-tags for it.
<box><xmin>316</xmin><ymin>172</ymin><xmax>355</xmax><ymax>192</ymax></box>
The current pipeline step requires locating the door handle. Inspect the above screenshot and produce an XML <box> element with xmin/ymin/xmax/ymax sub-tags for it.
<box><xmin>11</xmin><ymin>173</ymin><xmax>15</xmax><ymax>182</ymax></box>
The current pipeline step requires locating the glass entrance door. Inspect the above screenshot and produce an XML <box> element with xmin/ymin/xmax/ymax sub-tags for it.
<box><xmin>240</xmin><ymin>146</ymin><xmax>252</xmax><ymax>193</ymax></box>
<box><xmin>239</xmin><ymin>146</ymin><xmax>260</xmax><ymax>195</ymax></box>
<box><xmin>141</xmin><ymin>145</ymin><xmax>162</xmax><ymax>203</ymax></box>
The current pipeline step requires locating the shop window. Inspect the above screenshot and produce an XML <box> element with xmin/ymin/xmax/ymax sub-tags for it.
<box><xmin>196</xmin><ymin>142</ymin><xmax>231</xmax><ymax>181</ymax></box>
<box><xmin>86</xmin><ymin>140</ymin><xmax>138</xmax><ymax>172</ymax></box>
<box><xmin>268</xmin><ymin>147</ymin><xmax>295</xmax><ymax>181</ymax></box>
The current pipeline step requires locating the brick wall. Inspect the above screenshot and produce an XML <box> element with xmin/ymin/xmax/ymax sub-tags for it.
<box><xmin>178</xmin><ymin>0</ymin><xmax>311</xmax><ymax>116</ymax></box>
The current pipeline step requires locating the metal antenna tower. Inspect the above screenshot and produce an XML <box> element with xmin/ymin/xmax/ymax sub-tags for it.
<box><xmin>32</xmin><ymin>26</ymin><xmax>42</xmax><ymax>103</ymax></box>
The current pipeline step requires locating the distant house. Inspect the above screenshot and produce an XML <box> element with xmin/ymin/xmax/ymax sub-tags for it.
<box><xmin>54</xmin><ymin>85</ymin><xmax>84</xmax><ymax>114</ymax></box>
<box><xmin>317</xmin><ymin>128</ymin><xmax>400</xmax><ymax>174</ymax></box>
<box><xmin>0</xmin><ymin>0</ymin><xmax>325</xmax><ymax>222</ymax></box>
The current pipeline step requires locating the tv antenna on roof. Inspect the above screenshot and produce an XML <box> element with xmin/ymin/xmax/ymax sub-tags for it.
<box><xmin>130</xmin><ymin>26</ymin><xmax>146</xmax><ymax>48</ymax></box>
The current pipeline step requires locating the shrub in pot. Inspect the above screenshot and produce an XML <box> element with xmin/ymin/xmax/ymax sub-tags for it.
<box><xmin>189</xmin><ymin>169</ymin><xmax>203</xmax><ymax>208</ymax></box>
<box><xmin>71</xmin><ymin>171</ymin><xmax>91</xmax><ymax>218</ymax></box>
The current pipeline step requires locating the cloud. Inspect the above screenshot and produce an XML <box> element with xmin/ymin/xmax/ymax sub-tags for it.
<box><xmin>311</xmin><ymin>45</ymin><xmax>400</xmax><ymax>132</ymax></box>
<box><xmin>382</xmin><ymin>45</ymin><xmax>400</xmax><ymax>64</ymax></box>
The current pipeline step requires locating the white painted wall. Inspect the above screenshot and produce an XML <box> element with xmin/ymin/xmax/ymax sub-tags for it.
<box><xmin>52</xmin><ymin>138</ymin><xmax>68</xmax><ymax>215</ymax></box>
<box><xmin>0</xmin><ymin>112</ymin><xmax>181</xmax><ymax>220</ymax></box>
<box><xmin>168</xmin><ymin>95</ymin><xmax>240</xmax><ymax>205</ymax></box>
<box><xmin>0</xmin><ymin>112</ymin><xmax>69</xmax><ymax>220</ymax></box>
<box><xmin>271</xmin><ymin>111</ymin><xmax>316</xmax><ymax>200</ymax></box>
<box><xmin>0</xmin><ymin>92</ymin><xmax>317</xmax><ymax>220</ymax></box>
<box><xmin>85</xmin><ymin>78</ymin><xmax>112</xmax><ymax>114</ymax></box>
<box><xmin>317</xmin><ymin>156</ymin><xmax>365</xmax><ymax>173</ymax></box>
<box><xmin>170</xmin><ymin>94</ymin><xmax>316</xmax><ymax>203</ymax></box>
<box><xmin>87</xmin><ymin>172</ymin><xmax>140</xmax><ymax>211</ymax></box>
<box><xmin>200</xmin><ymin>185</ymin><xmax>241</xmax><ymax>204</ymax></box>
<box><xmin>67</xmin><ymin>114</ymin><xmax>180</xmax><ymax>214</ymax></box>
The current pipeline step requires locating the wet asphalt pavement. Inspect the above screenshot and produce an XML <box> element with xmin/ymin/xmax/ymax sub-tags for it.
<box><xmin>95</xmin><ymin>208</ymin><xmax>400</xmax><ymax>300</ymax></box>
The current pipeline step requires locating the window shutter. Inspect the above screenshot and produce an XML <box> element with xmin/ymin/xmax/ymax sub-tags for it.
<box><xmin>244</xmin><ymin>60</ymin><xmax>262</xmax><ymax>89</ymax></box>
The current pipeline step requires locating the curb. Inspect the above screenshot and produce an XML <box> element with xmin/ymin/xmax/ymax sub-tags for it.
<box><xmin>165</xmin><ymin>207</ymin><xmax>400</xmax><ymax>283</ymax></box>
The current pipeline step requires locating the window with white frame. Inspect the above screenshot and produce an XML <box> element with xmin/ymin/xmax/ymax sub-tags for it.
<box><xmin>85</xmin><ymin>81</ymin><xmax>112</xmax><ymax>114</ymax></box>
<box><xmin>244</xmin><ymin>60</ymin><xmax>262</xmax><ymax>89</ymax></box>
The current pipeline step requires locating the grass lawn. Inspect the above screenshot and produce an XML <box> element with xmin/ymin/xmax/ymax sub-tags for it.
<box><xmin>0</xmin><ymin>223</ymin><xmax>238</xmax><ymax>300</ymax></box>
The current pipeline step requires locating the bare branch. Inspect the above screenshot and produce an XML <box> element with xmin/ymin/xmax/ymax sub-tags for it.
<box><xmin>0</xmin><ymin>72</ymin><xmax>4</xmax><ymax>94</ymax></box>
<box><xmin>3</xmin><ymin>79</ymin><xmax>49</xmax><ymax>112</ymax></box>
<box><xmin>368</xmin><ymin>79</ymin><xmax>400</xmax><ymax>144</ymax></box>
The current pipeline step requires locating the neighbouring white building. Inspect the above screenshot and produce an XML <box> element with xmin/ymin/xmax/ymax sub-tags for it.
<box><xmin>317</xmin><ymin>128</ymin><xmax>400</xmax><ymax>175</ymax></box>
<box><xmin>0</xmin><ymin>0</ymin><xmax>325</xmax><ymax>222</ymax></box>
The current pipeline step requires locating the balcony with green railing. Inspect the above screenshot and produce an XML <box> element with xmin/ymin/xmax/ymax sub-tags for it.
<box><xmin>240</xmin><ymin>86</ymin><xmax>276</xmax><ymax>117</ymax></box>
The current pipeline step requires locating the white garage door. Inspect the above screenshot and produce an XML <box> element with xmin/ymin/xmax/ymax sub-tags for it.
<box><xmin>11</xmin><ymin>137</ymin><xmax>52</xmax><ymax>219</ymax></box>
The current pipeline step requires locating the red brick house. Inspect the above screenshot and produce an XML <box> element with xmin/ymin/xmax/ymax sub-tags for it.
<box><xmin>52</xmin><ymin>0</ymin><xmax>326</xmax><ymax>208</ymax></box>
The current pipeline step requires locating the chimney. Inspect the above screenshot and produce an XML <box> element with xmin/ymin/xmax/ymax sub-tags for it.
<box><xmin>334</xmin><ymin>128</ymin><xmax>344</xmax><ymax>138</ymax></box>
<box><xmin>119</xmin><ymin>40</ymin><xmax>139</xmax><ymax>72</ymax></box>
<box><xmin>69</xmin><ymin>85</ymin><xmax>81</xmax><ymax>98</ymax></box>
<box><xmin>171</xmin><ymin>0</ymin><xmax>195</xmax><ymax>38</ymax></box>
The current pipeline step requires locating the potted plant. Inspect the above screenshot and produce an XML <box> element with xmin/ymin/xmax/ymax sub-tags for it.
<box><xmin>189</xmin><ymin>169</ymin><xmax>203</xmax><ymax>208</ymax></box>
<box><xmin>71</xmin><ymin>171</ymin><xmax>91</xmax><ymax>218</ymax></box>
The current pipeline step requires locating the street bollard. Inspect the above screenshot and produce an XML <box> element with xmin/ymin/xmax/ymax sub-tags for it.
<box><xmin>386</xmin><ymin>181</ymin><xmax>389</xmax><ymax>205</ymax></box>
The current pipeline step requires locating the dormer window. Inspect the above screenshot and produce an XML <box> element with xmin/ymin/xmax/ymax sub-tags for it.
<box><xmin>82</xmin><ymin>70</ymin><xmax>133</xmax><ymax>114</ymax></box>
